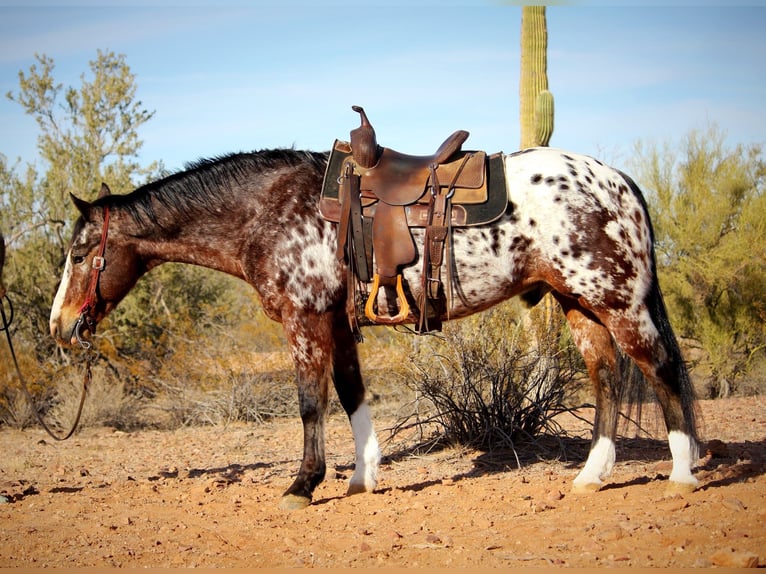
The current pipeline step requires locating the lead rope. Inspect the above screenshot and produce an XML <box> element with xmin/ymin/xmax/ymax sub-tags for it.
<box><xmin>1</xmin><ymin>293</ymin><xmax>90</xmax><ymax>441</ymax></box>
<box><xmin>0</xmin><ymin>204</ymin><xmax>110</xmax><ymax>440</ymax></box>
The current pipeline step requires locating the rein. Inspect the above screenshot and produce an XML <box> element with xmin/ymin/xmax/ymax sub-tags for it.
<box><xmin>0</xmin><ymin>205</ymin><xmax>110</xmax><ymax>441</ymax></box>
<box><xmin>1</xmin><ymin>293</ymin><xmax>89</xmax><ymax>441</ymax></box>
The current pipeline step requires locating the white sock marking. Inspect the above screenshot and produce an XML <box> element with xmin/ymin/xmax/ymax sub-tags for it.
<box><xmin>573</xmin><ymin>436</ymin><xmax>616</xmax><ymax>488</ymax></box>
<box><xmin>668</xmin><ymin>430</ymin><xmax>699</xmax><ymax>486</ymax></box>
<box><xmin>348</xmin><ymin>402</ymin><xmax>380</xmax><ymax>492</ymax></box>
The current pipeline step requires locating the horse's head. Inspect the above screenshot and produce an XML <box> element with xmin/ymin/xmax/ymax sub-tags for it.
<box><xmin>50</xmin><ymin>183</ymin><xmax>144</xmax><ymax>347</ymax></box>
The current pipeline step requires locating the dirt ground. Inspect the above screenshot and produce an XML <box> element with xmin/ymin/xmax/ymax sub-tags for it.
<box><xmin>0</xmin><ymin>396</ymin><xmax>763</xmax><ymax>568</ymax></box>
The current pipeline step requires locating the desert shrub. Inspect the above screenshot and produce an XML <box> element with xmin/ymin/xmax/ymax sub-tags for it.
<box><xmin>47</xmin><ymin>363</ymin><xmax>146</xmax><ymax>431</ymax></box>
<box><xmin>150</xmin><ymin>369</ymin><xmax>301</xmax><ymax>428</ymax></box>
<box><xmin>1</xmin><ymin>357</ymin><xmax>148</xmax><ymax>433</ymax></box>
<box><xmin>393</xmin><ymin>302</ymin><xmax>587</xmax><ymax>452</ymax></box>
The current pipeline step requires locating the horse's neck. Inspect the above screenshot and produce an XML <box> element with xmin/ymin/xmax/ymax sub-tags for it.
<box><xmin>133</xmin><ymin>212</ymin><xmax>251</xmax><ymax>279</ymax></box>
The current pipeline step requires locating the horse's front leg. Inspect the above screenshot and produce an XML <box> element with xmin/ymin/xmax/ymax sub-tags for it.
<box><xmin>330</xmin><ymin>309</ymin><xmax>381</xmax><ymax>495</ymax></box>
<box><xmin>279</xmin><ymin>307</ymin><xmax>333</xmax><ymax>510</ymax></box>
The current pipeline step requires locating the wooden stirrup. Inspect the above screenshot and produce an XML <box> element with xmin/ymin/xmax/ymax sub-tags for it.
<box><xmin>364</xmin><ymin>273</ymin><xmax>410</xmax><ymax>324</ymax></box>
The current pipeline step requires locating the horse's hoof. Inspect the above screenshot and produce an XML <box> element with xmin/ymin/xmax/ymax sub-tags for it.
<box><xmin>279</xmin><ymin>494</ymin><xmax>312</xmax><ymax>510</ymax></box>
<box><xmin>664</xmin><ymin>480</ymin><xmax>698</xmax><ymax>496</ymax></box>
<box><xmin>571</xmin><ymin>481</ymin><xmax>602</xmax><ymax>494</ymax></box>
<box><xmin>346</xmin><ymin>482</ymin><xmax>370</xmax><ymax>496</ymax></box>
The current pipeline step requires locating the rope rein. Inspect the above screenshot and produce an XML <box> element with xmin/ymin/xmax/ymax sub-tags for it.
<box><xmin>1</xmin><ymin>294</ymin><xmax>90</xmax><ymax>441</ymax></box>
<box><xmin>0</xmin><ymin>204</ymin><xmax>110</xmax><ymax>440</ymax></box>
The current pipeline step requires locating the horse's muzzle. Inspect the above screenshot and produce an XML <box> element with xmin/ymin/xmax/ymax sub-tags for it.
<box><xmin>50</xmin><ymin>318</ymin><xmax>83</xmax><ymax>348</ymax></box>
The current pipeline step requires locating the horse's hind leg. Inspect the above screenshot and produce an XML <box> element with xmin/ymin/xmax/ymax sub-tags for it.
<box><xmin>558</xmin><ymin>299</ymin><xmax>622</xmax><ymax>492</ymax></box>
<box><xmin>561</xmin><ymin>289</ymin><xmax>699</xmax><ymax>494</ymax></box>
<box><xmin>605</xmin><ymin>298</ymin><xmax>699</xmax><ymax>493</ymax></box>
<box><xmin>330</xmin><ymin>309</ymin><xmax>381</xmax><ymax>495</ymax></box>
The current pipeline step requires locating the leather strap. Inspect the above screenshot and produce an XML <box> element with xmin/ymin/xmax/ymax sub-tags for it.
<box><xmin>348</xmin><ymin>173</ymin><xmax>370</xmax><ymax>283</ymax></box>
<box><xmin>77</xmin><ymin>205</ymin><xmax>111</xmax><ymax>339</ymax></box>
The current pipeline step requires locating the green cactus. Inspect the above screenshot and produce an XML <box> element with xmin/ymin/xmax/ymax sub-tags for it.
<box><xmin>519</xmin><ymin>7</ymin><xmax>560</xmax><ymax>385</ymax></box>
<box><xmin>520</xmin><ymin>6</ymin><xmax>554</xmax><ymax>148</ymax></box>
<box><xmin>534</xmin><ymin>89</ymin><xmax>554</xmax><ymax>147</ymax></box>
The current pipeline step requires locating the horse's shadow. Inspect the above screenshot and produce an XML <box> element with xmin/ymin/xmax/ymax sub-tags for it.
<box><xmin>375</xmin><ymin>433</ymin><xmax>766</xmax><ymax>494</ymax></box>
<box><xmin>140</xmin><ymin>431</ymin><xmax>764</xmax><ymax>500</ymax></box>
<box><xmin>148</xmin><ymin>460</ymin><xmax>289</xmax><ymax>485</ymax></box>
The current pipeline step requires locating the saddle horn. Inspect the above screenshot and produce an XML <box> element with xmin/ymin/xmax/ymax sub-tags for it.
<box><xmin>350</xmin><ymin>105</ymin><xmax>380</xmax><ymax>168</ymax></box>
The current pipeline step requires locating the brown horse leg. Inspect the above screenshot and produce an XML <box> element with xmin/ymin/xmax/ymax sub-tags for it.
<box><xmin>330</xmin><ymin>309</ymin><xmax>381</xmax><ymax>496</ymax></box>
<box><xmin>279</xmin><ymin>307</ymin><xmax>333</xmax><ymax>510</ymax></box>
<box><xmin>557</xmin><ymin>298</ymin><xmax>622</xmax><ymax>492</ymax></box>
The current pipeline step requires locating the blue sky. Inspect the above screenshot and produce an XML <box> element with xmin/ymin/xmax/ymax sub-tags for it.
<box><xmin>1</xmin><ymin>2</ymin><xmax>764</xmax><ymax>177</ymax></box>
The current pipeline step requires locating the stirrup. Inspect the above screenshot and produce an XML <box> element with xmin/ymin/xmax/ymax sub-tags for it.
<box><xmin>364</xmin><ymin>273</ymin><xmax>410</xmax><ymax>324</ymax></box>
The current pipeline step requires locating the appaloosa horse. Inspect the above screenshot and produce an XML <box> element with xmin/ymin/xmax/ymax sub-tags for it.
<box><xmin>49</xmin><ymin>146</ymin><xmax>699</xmax><ymax>509</ymax></box>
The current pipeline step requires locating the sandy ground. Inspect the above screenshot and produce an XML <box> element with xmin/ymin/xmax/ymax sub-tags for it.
<box><xmin>0</xmin><ymin>396</ymin><xmax>763</xmax><ymax>568</ymax></box>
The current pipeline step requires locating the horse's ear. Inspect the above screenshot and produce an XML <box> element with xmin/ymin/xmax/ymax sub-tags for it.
<box><xmin>70</xmin><ymin>193</ymin><xmax>92</xmax><ymax>217</ymax></box>
<box><xmin>98</xmin><ymin>183</ymin><xmax>111</xmax><ymax>199</ymax></box>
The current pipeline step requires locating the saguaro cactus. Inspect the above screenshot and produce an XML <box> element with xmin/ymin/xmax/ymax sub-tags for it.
<box><xmin>519</xmin><ymin>6</ymin><xmax>559</xmax><ymax>391</ymax></box>
<box><xmin>520</xmin><ymin>6</ymin><xmax>554</xmax><ymax>148</ymax></box>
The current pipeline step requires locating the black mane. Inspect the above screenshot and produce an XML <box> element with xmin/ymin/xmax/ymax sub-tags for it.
<box><xmin>99</xmin><ymin>148</ymin><xmax>328</xmax><ymax>229</ymax></box>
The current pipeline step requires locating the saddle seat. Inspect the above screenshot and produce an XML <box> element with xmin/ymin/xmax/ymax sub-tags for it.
<box><xmin>358</xmin><ymin>129</ymin><xmax>470</xmax><ymax>205</ymax></box>
<box><xmin>319</xmin><ymin>106</ymin><xmax>507</xmax><ymax>335</ymax></box>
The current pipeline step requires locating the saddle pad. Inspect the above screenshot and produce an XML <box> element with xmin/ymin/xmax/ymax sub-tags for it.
<box><xmin>320</xmin><ymin>140</ymin><xmax>508</xmax><ymax>227</ymax></box>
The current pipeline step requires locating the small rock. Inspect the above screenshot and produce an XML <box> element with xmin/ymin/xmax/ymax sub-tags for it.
<box><xmin>597</xmin><ymin>526</ymin><xmax>625</xmax><ymax>543</ymax></box>
<box><xmin>722</xmin><ymin>497</ymin><xmax>746</xmax><ymax>512</ymax></box>
<box><xmin>426</xmin><ymin>533</ymin><xmax>442</xmax><ymax>544</ymax></box>
<box><xmin>710</xmin><ymin>548</ymin><xmax>759</xmax><ymax>568</ymax></box>
<box><xmin>545</xmin><ymin>489</ymin><xmax>564</xmax><ymax>503</ymax></box>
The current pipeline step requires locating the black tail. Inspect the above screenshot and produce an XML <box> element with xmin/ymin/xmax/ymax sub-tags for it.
<box><xmin>646</xmin><ymin>270</ymin><xmax>699</xmax><ymax>442</ymax></box>
<box><xmin>619</xmin><ymin>171</ymin><xmax>698</xmax><ymax>442</ymax></box>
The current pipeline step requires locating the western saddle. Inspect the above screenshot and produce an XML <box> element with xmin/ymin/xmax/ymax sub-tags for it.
<box><xmin>319</xmin><ymin>106</ymin><xmax>507</xmax><ymax>336</ymax></box>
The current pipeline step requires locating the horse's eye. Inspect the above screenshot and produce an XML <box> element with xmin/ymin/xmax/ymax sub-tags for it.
<box><xmin>72</xmin><ymin>254</ymin><xmax>86</xmax><ymax>265</ymax></box>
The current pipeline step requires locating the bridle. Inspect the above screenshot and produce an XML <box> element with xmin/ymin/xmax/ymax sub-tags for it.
<box><xmin>0</xmin><ymin>205</ymin><xmax>111</xmax><ymax>441</ymax></box>
<box><xmin>73</xmin><ymin>205</ymin><xmax>111</xmax><ymax>349</ymax></box>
